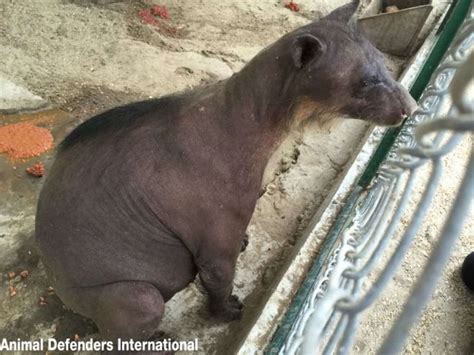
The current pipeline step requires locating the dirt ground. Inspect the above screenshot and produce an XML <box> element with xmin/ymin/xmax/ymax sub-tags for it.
<box><xmin>0</xmin><ymin>0</ymin><xmax>470</xmax><ymax>354</ymax></box>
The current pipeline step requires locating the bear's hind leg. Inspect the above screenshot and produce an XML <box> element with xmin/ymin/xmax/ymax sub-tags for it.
<box><xmin>59</xmin><ymin>281</ymin><xmax>165</xmax><ymax>341</ymax></box>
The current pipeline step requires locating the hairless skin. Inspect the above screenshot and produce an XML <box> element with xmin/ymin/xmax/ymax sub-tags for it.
<box><xmin>35</xmin><ymin>1</ymin><xmax>417</xmax><ymax>347</ymax></box>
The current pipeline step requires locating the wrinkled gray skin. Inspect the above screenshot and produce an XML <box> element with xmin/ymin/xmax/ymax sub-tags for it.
<box><xmin>36</xmin><ymin>1</ymin><xmax>417</xmax><ymax>348</ymax></box>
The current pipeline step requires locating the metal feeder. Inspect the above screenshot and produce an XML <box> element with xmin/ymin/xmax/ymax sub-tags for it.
<box><xmin>357</xmin><ymin>0</ymin><xmax>434</xmax><ymax>56</ymax></box>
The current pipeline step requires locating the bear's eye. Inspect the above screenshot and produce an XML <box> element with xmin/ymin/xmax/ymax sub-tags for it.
<box><xmin>360</xmin><ymin>76</ymin><xmax>380</xmax><ymax>87</ymax></box>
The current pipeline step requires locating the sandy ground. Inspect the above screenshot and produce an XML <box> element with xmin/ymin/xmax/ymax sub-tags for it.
<box><xmin>0</xmin><ymin>0</ymin><xmax>470</xmax><ymax>354</ymax></box>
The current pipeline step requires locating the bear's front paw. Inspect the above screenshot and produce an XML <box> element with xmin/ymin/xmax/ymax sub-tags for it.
<box><xmin>209</xmin><ymin>294</ymin><xmax>243</xmax><ymax>322</ymax></box>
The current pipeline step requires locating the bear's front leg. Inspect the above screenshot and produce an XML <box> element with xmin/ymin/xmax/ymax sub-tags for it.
<box><xmin>197</xmin><ymin>234</ymin><xmax>243</xmax><ymax>322</ymax></box>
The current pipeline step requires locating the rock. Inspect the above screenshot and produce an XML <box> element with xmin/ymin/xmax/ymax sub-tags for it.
<box><xmin>0</xmin><ymin>77</ymin><xmax>47</xmax><ymax>114</ymax></box>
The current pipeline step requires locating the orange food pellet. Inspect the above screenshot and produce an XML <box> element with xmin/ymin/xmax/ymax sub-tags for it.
<box><xmin>150</xmin><ymin>5</ymin><xmax>170</xmax><ymax>19</ymax></box>
<box><xmin>20</xmin><ymin>270</ymin><xmax>29</xmax><ymax>279</ymax></box>
<box><xmin>0</xmin><ymin>122</ymin><xmax>53</xmax><ymax>159</ymax></box>
<box><xmin>26</xmin><ymin>162</ymin><xmax>45</xmax><ymax>177</ymax></box>
<box><xmin>285</xmin><ymin>1</ymin><xmax>300</xmax><ymax>12</ymax></box>
<box><xmin>7</xmin><ymin>271</ymin><xmax>16</xmax><ymax>280</ymax></box>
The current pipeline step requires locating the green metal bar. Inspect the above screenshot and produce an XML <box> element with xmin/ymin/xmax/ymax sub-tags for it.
<box><xmin>264</xmin><ymin>0</ymin><xmax>471</xmax><ymax>352</ymax></box>
<box><xmin>266</xmin><ymin>188</ymin><xmax>363</xmax><ymax>354</ymax></box>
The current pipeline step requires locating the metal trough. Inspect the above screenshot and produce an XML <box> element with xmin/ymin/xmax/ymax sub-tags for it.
<box><xmin>358</xmin><ymin>0</ymin><xmax>434</xmax><ymax>56</ymax></box>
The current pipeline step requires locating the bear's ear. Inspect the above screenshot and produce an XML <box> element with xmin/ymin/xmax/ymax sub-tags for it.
<box><xmin>292</xmin><ymin>34</ymin><xmax>326</xmax><ymax>69</ymax></box>
<box><xmin>324</xmin><ymin>0</ymin><xmax>359</xmax><ymax>23</ymax></box>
